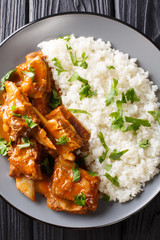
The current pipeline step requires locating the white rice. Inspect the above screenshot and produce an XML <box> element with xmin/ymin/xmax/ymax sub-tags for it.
<box><xmin>38</xmin><ymin>35</ymin><xmax>160</xmax><ymax>202</ymax></box>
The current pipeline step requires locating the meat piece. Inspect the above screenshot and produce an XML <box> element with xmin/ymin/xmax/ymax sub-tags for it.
<box><xmin>35</xmin><ymin>177</ymin><xmax>50</xmax><ymax>197</ymax></box>
<box><xmin>9</xmin><ymin>164</ymin><xmax>22</xmax><ymax>178</ymax></box>
<box><xmin>45</xmin><ymin>107</ymin><xmax>83</xmax><ymax>160</ymax></box>
<box><xmin>31</xmin><ymin>92</ymin><xmax>52</xmax><ymax>116</ymax></box>
<box><xmin>17</xmin><ymin>51</ymin><xmax>48</xmax><ymax>98</ymax></box>
<box><xmin>48</xmin><ymin>157</ymin><xmax>100</xmax><ymax>212</ymax></box>
<box><xmin>0</xmin><ymin>81</ymin><xmax>39</xmax><ymax>141</ymax></box>
<box><xmin>16</xmin><ymin>176</ymin><xmax>35</xmax><ymax>201</ymax></box>
<box><xmin>8</xmin><ymin>138</ymin><xmax>43</xmax><ymax>180</ymax></box>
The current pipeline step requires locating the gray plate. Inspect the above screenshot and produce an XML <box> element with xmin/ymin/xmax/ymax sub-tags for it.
<box><xmin>0</xmin><ymin>13</ymin><xmax>160</xmax><ymax>229</ymax></box>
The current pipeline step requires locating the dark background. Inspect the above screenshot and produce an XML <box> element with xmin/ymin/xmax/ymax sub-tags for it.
<box><xmin>0</xmin><ymin>0</ymin><xmax>160</xmax><ymax>239</ymax></box>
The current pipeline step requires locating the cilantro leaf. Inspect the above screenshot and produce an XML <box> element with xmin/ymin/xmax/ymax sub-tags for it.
<box><xmin>125</xmin><ymin>116</ymin><xmax>151</xmax><ymax>127</ymax></box>
<box><xmin>148</xmin><ymin>110</ymin><xmax>160</xmax><ymax>125</ymax></box>
<box><xmin>109</xmin><ymin>101</ymin><xmax>124</xmax><ymax>130</ymax></box>
<box><xmin>50</xmin><ymin>89</ymin><xmax>61</xmax><ymax>109</ymax></box>
<box><xmin>0</xmin><ymin>69</ymin><xmax>16</xmax><ymax>90</ymax></box>
<box><xmin>68</xmin><ymin>108</ymin><xmax>91</xmax><ymax>116</ymax></box>
<box><xmin>87</xmin><ymin>171</ymin><xmax>98</xmax><ymax>176</ymax></box>
<box><xmin>72</xmin><ymin>163</ymin><xmax>81</xmax><ymax>182</ymax></box>
<box><xmin>41</xmin><ymin>157</ymin><xmax>53</xmax><ymax>175</ymax></box>
<box><xmin>17</xmin><ymin>137</ymin><xmax>34</xmax><ymax>149</ymax></box>
<box><xmin>104</xmin><ymin>172</ymin><xmax>120</xmax><ymax>187</ymax></box>
<box><xmin>109</xmin><ymin>149</ymin><xmax>128</xmax><ymax>160</ymax></box>
<box><xmin>139</xmin><ymin>139</ymin><xmax>150</xmax><ymax>149</ymax></box>
<box><xmin>56</xmin><ymin>135</ymin><xmax>69</xmax><ymax>145</ymax></box>
<box><xmin>107</xmin><ymin>65</ymin><xmax>115</xmax><ymax>70</ymax></box>
<box><xmin>102</xmin><ymin>194</ymin><xmax>110</xmax><ymax>202</ymax></box>
<box><xmin>11</xmin><ymin>105</ymin><xmax>21</xmax><ymax>117</ymax></box>
<box><xmin>120</xmin><ymin>92</ymin><xmax>127</xmax><ymax>103</ymax></box>
<box><xmin>98</xmin><ymin>132</ymin><xmax>109</xmax><ymax>163</ymax></box>
<box><xmin>23</xmin><ymin>115</ymin><xmax>38</xmax><ymax>129</ymax></box>
<box><xmin>58</xmin><ymin>35</ymin><xmax>71</xmax><ymax>42</ymax></box>
<box><xmin>52</xmin><ymin>57</ymin><xmax>68</xmax><ymax>75</ymax></box>
<box><xmin>68</xmin><ymin>72</ymin><xmax>88</xmax><ymax>84</ymax></box>
<box><xmin>105</xmin><ymin>164</ymin><xmax>112</xmax><ymax>171</ymax></box>
<box><xmin>0</xmin><ymin>138</ymin><xmax>10</xmax><ymax>156</ymax></box>
<box><xmin>69</xmin><ymin>51</ymin><xmax>88</xmax><ymax>69</ymax></box>
<box><xmin>105</xmin><ymin>78</ymin><xmax>118</xmax><ymax>106</ymax></box>
<box><xmin>70</xmin><ymin>51</ymin><xmax>78</xmax><ymax>66</ymax></box>
<box><xmin>66</xmin><ymin>43</ymin><xmax>72</xmax><ymax>50</ymax></box>
<box><xmin>22</xmin><ymin>70</ymin><xmax>35</xmax><ymax>81</ymax></box>
<box><xmin>126</xmin><ymin>88</ymin><xmax>140</xmax><ymax>103</ymax></box>
<box><xmin>74</xmin><ymin>192</ymin><xmax>86</xmax><ymax>206</ymax></box>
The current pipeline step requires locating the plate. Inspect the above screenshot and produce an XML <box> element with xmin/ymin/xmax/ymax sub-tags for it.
<box><xmin>0</xmin><ymin>13</ymin><xmax>160</xmax><ymax>228</ymax></box>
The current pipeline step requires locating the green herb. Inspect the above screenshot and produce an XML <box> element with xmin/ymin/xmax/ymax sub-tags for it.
<box><xmin>7</xmin><ymin>138</ymin><xmax>12</xmax><ymax>146</ymax></box>
<box><xmin>120</xmin><ymin>92</ymin><xmax>127</xmax><ymax>103</ymax></box>
<box><xmin>58</xmin><ymin>35</ymin><xmax>71</xmax><ymax>42</ymax></box>
<box><xmin>87</xmin><ymin>171</ymin><xmax>98</xmax><ymax>176</ymax></box>
<box><xmin>109</xmin><ymin>101</ymin><xmax>124</xmax><ymax>130</ymax></box>
<box><xmin>72</xmin><ymin>163</ymin><xmax>81</xmax><ymax>182</ymax></box>
<box><xmin>68</xmin><ymin>108</ymin><xmax>91</xmax><ymax>116</ymax></box>
<box><xmin>11</xmin><ymin>105</ymin><xmax>21</xmax><ymax>117</ymax></box>
<box><xmin>102</xmin><ymin>194</ymin><xmax>110</xmax><ymax>202</ymax></box>
<box><xmin>125</xmin><ymin>117</ymin><xmax>151</xmax><ymax>127</ymax></box>
<box><xmin>139</xmin><ymin>139</ymin><xmax>150</xmax><ymax>149</ymax></box>
<box><xmin>107</xmin><ymin>65</ymin><xmax>115</xmax><ymax>70</ymax></box>
<box><xmin>109</xmin><ymin>149</ymin><xmax>128</xmax><ymax>160</ymax></box>
<box><xmin>55</xmin><ymin>135</ymin><xmax>69</xmax><ymax>145</ymax></box>
<box><xmin>98</xmin><ymin>132</ymin><xmax>109</xmax><ymax>163</ymax></box>
<box><xmin>125</xmin><ymin>88</ymin><xmax>140</xmax><ymax>103</ymax></box>
<box><xmin>105</xmin><ymin>78</ymin><xmax>118</xmax><ymax>106</ymax></box>
<box><xmin>42</xmin><ymin>158</ymin><xmax>53</xmax><ymax>175</ymax></box>
<box><xmin>66</xmin><ymin>43</ymin><xmax>72</xmax><ymax>50</ymax></box>
<box><xmin>52</xmin><ymin>57</ymin><xmax>68</xmax><ymax>75</ymax></box>
<box><xmin>22</xmin><ymin>71</ymin><xmax>35</xmax><ymax>81</ymax></box>
<box><xmin>23</xmin><ymin>115</ymin><xmax>38</xmax><ymax>129</ymax></box>
<box><xmin>0</xmin><ymin>69</ymin><xmax>16</xmax><ymax>90</ymax></box>
<box><xmin>70</xmin><ymin>51</ymin><xmax>78</xmax><ymax>66</ymax></box>
<box><xmin>74</xmin><ymin>192</ymin><xmax>86</xmax><ymax>206</ymax></box>
<box><xmin>0</xmin><ymin>138</ymin><xmax>10</xmax><ymax>156</ymax></box>
<box><xmin>70</xmin><ymin>51</ymin><xmax>88</xmax><ymax>69</ymax></box>
<box><xmin>50</xmin><ymin>89</ymin><xmax>61</xmax><ymax>109</ymax></box>
<box><xmin>148</xmin><ymin>110</ymin><xmax>160</xmax><ymax>125</ymax></box>
<box><xmin>104</xmin><ymin>172</ymin><xmax>120</xmax><ymax>187</ymax></box>
<box><xmin>68</xmin><ymin>72</ymin><xmax>88</xmax><ymax>84</ymax></box>
<box><xmin>105</xmin><ymin>164</ymin><xmax>112</xmax><ymax>171</ymax></box>
<box><xmin>28</xmin><ymin>66</ymin><xmax>35</xmax><ymax>73</ymax></box>
<box><xmin>17</xmin><ymin>137</ymin><xmax>34</xmax><ymax>149</ymax></box>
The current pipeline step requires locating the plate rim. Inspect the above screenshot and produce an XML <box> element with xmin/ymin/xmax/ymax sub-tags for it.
<box><xmin>0</xmin><ymin>12</ymin><xmax>160</xmax><ymax>229</ymax></box>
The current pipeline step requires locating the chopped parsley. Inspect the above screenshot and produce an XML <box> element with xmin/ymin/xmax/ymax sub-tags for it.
<box><xmin>22</xmin><ymin>69</ymin><xmax>35</xmax><ymax>81</ymax></box>
<box><xmin>139</xmin><ymin>139</ymin><xmax>150</xmax><ymax>149</ymax></box>
<box><xmin>120</xmin><ymin>92</ymin><xmax>127</xmax><ymax>103</ymax></box>
<box><xmin>17</xmin><ymin>137</ymin><xmax>34</xmax><ymax>149</ymax></box>
<box><xmin>124</xmin><ymin>116</ymin><xmax>151</xmax><ymax>133</ymax></box>
<box><xmin>11</xmin><ymin>105</ymin><xmax>21</xmax><ymax>117</ymax></box>
<box><xmin>109</xmin><ymin>149</ymin><xmax>128</xmax><ymax>160</ymax></box>
<box><xmin>104</xmin><ymin>172</ymin><xmax>120</xmax><ymax>187</ymax></box>
<box><xmin>125</xmin><ymin>88</ymin><xmax>140</xmax><ymax>103</ymax></box>
<box><xmin>52</xmin><ymin>57</ymin><xmax>68</xmax><ymax>75</ymax></box>
<box><xmin>148</xmin><ymin>110</ymin><xmax>160</xmax><ymax>125</ymax></box>
<box><xmin>87</xmin><ymin>171</ymin><xmax>98</xmax><ymax>177</ymax></box>
<box><xmin>50</xmin><ymin>89</ymin><xmax>61</xmax><ymax>109</ymax></box>
<box><xmin>70</xmin><ymin>51</ymin><xmax>88</xmax><ymax>69</ymax></box>
<box><xmin>105</xmin><ymin>164</ymin><xmax>112</xmax><ymax>171</ymax></box>
<box><xmin>109</xmin><ymin>101</ymin><xmax>124</xmax><ymax>130</ymax></box>
<box><xmin>105</xmin><ymin>78</ymin><xmax>118</xmax><ymax>106</ymax></box>
<box><xmin>98</xmin><ymin>132</ymin><xmax>109</xmax><ymax>163</ymax></box>
<box><xmin>41</xmin><ymin>157</ymin><xmax>53</xmax><ymax>175</ymax></box>
<box><xmin>55</xmin><ymin>135</ymin><xmax>69</xmax><ymax>146</ymax></box>
<box><xmin>68</xmin><ymin>109</ymin><xmax>91</xmax><ymax>116</ymax></box>
<box><xmin>0</xmin><ymin>138</ymin><xmax>11</xmax><ymax>156</ymax></box>
<box><xmin>74</xmin><ymin>192</ymin><xmax>86</xmax><ymax>206</ymax></box>
<box><xmin>102</xmin><ymin>194</ymin><xmax>110</xmax><ymax>202</ymax></box>
<box><xmin>107</xmin><ymin>65</ymin><xmax>115</xmax><ymax>70</ymax></box>
<box><xmin>58</xmin><ymin>35</ymin><xmax>71</xmax><ymax>42</ymax></box>
<box><xmin>0</xmin><ymin>69</ymin><xmax>16</xmax><ymax>90</ymax></box>
<box><xmin>72</xmin><ymin>163</ymin><xmax>81</xmax><ymax>182</ymax></box>
<box><xmin>68</xmin><ymin>72</ymin><xmax>88</xmax><ymax>84</ymax></box>
<box><xmin>23</xmin><ymin>115</ymin><xmax>38</xmax><ymax>129</ymax></box>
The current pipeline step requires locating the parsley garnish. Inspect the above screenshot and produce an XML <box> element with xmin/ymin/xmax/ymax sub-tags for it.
<box><xmin>72</xmin><ymin>163</ymin><xmax>81</xmax><ymax>182</ymax></box>
<box><xmin>11</xmin><ymin>105</ymin><xmax>21</xmax><ymax>117</ymax></box>
<box><xmin>148</xmin><ymin>110</ymin><xmax>160</xmax><ymax>125</ymax></box>
<box><xmin>74</xmin><ymin>192</ymin><xmax>86</xmax><ymax>206</ymax></box>
<box><xmin>55</xmin><ymin>135</ymin><xmax>69</xmax><ymax>145</ymax></box>
<box><xmin>23</xmin><ymin>115</ymin><xmax>38</xmax><ymax>129</ymax></box>
<box><xmin>120</xmin><ymin>92</ymin><xmax>127</xmax><ymax>103</ymax></box>
<box><xmin>139</xmin><ymin>139</ymin><xmax>150</xmax><ymax>149</ymax></box>
<box><xmin>109</xmin><ymin>149</ymin><xmax>128</xmax><ymax>160</ymax></box>
<box><xmin>0</xmin><ymin>69</ymin><xmax>16</xmax><ymax>90</ymax></box>
<box><xmin>50</xmin><ymin>89</ymin><xmax>61</xmax><ymax>109</ymax></box>
<box><xmin>68</xmin><ymin>109</ymin><xmax>91</xmax><ymax>116</ymax></box>
<box><xmin>102</xmin><ymin>194</ymin><xmax>110</xmax><ymax>202</ymax></box>
<box><xmin>0</xmin><ymin>138</ymin><xmax>11</xmax><ymax>156</ymax></box>
<box><xmin>105</xmin><ymin>164</ymin><xmax>112</xmax><ymax>171</ymax></box>
<box><xmin>58</xmin><ymin>35</ymin><xmax>71</xmax><ymax>42</ymax></box>
<box><xmin>104</xmin><ymin>172</ymin><xmax>120</xmax><ymax>187</ymax></box>
<box><xmin>98</xmin><ymin>132</ymin><xmax>109</xmax><ymax>163</ymax></box>
<box><xmin>105</xmin><ymin>78</ymin><xmax>118</xmax><ymax>106</ymax></box>
<box><xmin>125</xmin><ymin>88</ymin><xmax>140</xmax><ymax>103</ymax></box>
<box><xmin>68</xmin><ymin>72</ymin><xmax>88</xmax><ymax>84</ymax></box>
<box><xmin>41</xmin><ymin>158</ymin><xmax>53</xmax><ymax>175</ymax></box>
<box><xmin>109</xmin><ymin>101</ymin><xmax>124</xmax><ymax>130</ymax></box>
<box><xmin>87</xmin><ymin>171</ymin><xmax>98</xmax><ymax>176</ymax></box>
<box><xmin>52</xmin><ymin>58</ymin><xmax>68</xmax><ymax>75</ymax></box>
<box><xmin>70</xmin><ymin>51</ymin><xmax>88</xmax><ymax>69</ymax></box>
<box><xmin>17</xmin><ymin>137</ymin><xmax>34</xmax><ymax>149</ymax></box>
<box><xmin>124</xmin><ymin>116</ymin><xmax>151</xmax><ymax>133</ymax></box>
<box><xmin>107</xmin><ymin>65</ymin><xmax>115</xmax><ymax>70</ymax></box>
<box><xmin>22</xmin><ymin>68</ymin><xmax>35</xmax><ymax>81</ymax></box>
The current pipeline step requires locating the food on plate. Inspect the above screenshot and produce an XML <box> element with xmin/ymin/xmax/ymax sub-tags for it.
<box><xmin>0</xmin><ymin>35</ymin><xmax>160</xmax><ymax>214</ymax></box>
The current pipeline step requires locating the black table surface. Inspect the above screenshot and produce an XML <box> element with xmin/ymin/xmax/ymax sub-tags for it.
<box><xmin>0</xmin><ymin>1</ymin><xmax>160</xmax><ymax>239</ymax></box>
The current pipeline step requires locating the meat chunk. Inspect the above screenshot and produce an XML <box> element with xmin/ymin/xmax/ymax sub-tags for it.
<box><xmin>9</xmin><ymin>164</ymin><xmax>22</xmax><ymax>178</ymax></box>
<box><xmin>8</xmin><ymin>138</ymin><xmax>43</xmax><ymax>180</ymax></box>
<box><xmin>47</xmin><ymin>157</ymin><xmax>100</xmax><ymax>213</ymax></box>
